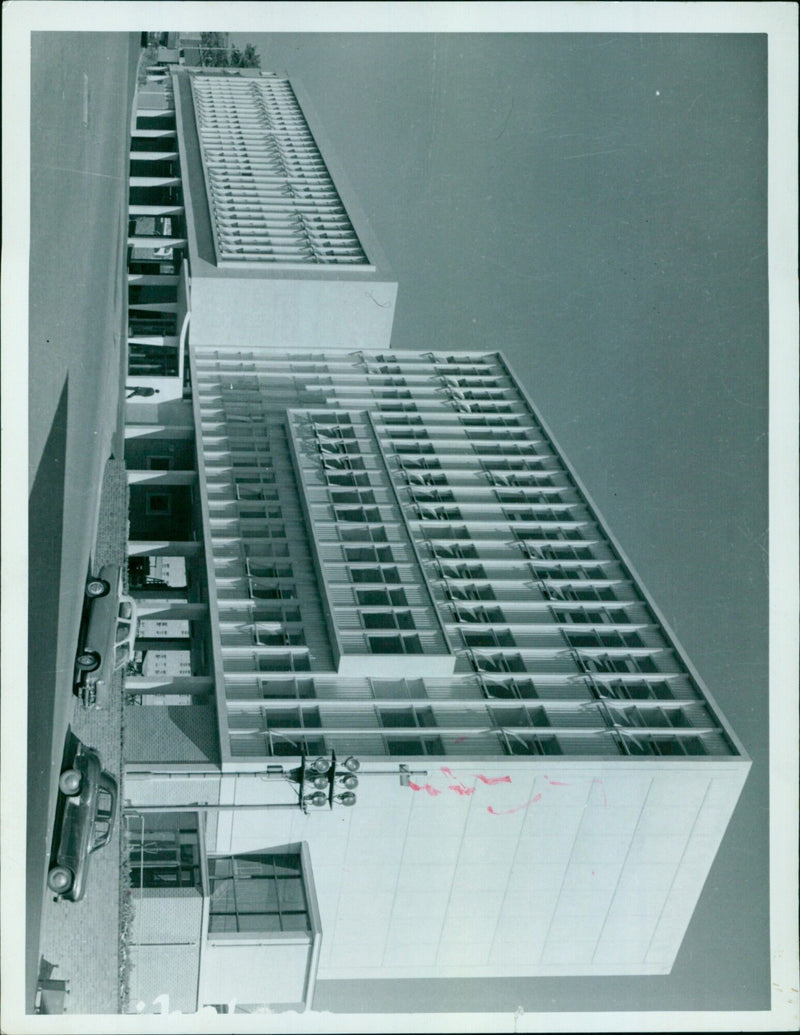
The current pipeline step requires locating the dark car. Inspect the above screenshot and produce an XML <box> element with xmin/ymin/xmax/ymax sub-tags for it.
<box><xmin>75</xmin><ymin>564</ymin><xmax>138</xmax><ymax>707</ymax></box>
<box><xmin>48</xmin><ymin>746</ymin><xmax>118</xmax><ymax>901</ymax></box>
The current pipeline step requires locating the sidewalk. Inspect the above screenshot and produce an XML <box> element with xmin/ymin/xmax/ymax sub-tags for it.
<box><xmin>36</xmin><ymin>460</ymin><xmax>129</xmax><ymax>1014</ymax></box>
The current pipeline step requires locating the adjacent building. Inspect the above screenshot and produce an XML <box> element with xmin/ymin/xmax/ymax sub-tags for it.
<box><xmin>120</xmin><ymin>67</ymin><xmax>750</xmax><ymax>1015</ymax></box>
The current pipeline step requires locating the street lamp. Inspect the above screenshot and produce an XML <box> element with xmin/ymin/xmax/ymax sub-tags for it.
<box><xmin>298</xmin><ymin>750</ymin><xmax>359</xmax><ymax>811</ymax></box>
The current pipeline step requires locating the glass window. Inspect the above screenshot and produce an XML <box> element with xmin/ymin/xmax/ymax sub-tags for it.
<box><xmin>368</xmin><ymin>633</ymin><xmax>423</xmax><ymax>654</ymax></box>
<box><xmin>208</xmin><ymin>852</ymin><xmax>310</xmax><ymax>935</ymax></box>
<box><xmin>356</xmin><ymin>587</ymin><xmax>408</xmax><ymax>607</ymax></box>
<box><xmin>129</xmin><ymin>816</ymin><xmax>201</xmax><ymax>890</ymax></box>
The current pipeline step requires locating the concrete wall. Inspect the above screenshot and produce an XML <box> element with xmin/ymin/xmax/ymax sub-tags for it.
<box><xmin>200</xmin><ymin>757</ymin><xmax>749</xmax><ymax>979</ymax></box>
<box><xmin>201</xmin><ymin>940</ymin><xmax>311</xmax><ymax>1009</ymax></box>
<box><xmin>187</xmin><ymin>275</ymin><xmax>398</xmax><ymax>352</ymax></box>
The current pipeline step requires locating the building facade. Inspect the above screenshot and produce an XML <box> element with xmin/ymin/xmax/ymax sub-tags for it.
<box><xmin>120</xmin><ymin>69</ymin><xmax>750</xmax><ymax>1015</ymax></box>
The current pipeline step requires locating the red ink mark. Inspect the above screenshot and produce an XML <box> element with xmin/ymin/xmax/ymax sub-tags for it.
<box><xmin>454</xmin><ymin>737</ymin><xmax>467</xmax><ymax>744</ymax></box>
<box><xmin>408</xmin><ymin>781</ymin><xmax>441</xmax><ymax>797</ymax></box>
<box><xmin>448</xmin><ymin>784</ymin><xmax>475</xmax><ymax>796</ymax></box>
<box><xmin>440</xmin><ymin>766</ymin><xmax>473</xmax><ymax>793</ymax></box>
<box><xmin>591</xmin><ymin>778</ymin><xmax>608</xmax><ymax>807</ymax></box>
<box><xmin>474</xmin><ymin>774</ymin><xmax>512</xmax><ymax>785</ymax></box>
<box><xmin>592</xmin><ymin>869</ymin><xmax>596</xmax><ymax>876</ymax></box>
<box><xmin>487</xmin><ymin>792</ymin><xmax>541</xmax><ymax>816</ymax></box>
<box><xmin>543</xmin><ymin>774</ymin><xmax>569</xmax><ymax>786</ymax></box>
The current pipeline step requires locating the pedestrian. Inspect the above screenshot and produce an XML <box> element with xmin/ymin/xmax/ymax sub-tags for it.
<box><xmin>126</xmin><ymin>386</ymin><xmax>160</xmax><ymax>399</ymax></box>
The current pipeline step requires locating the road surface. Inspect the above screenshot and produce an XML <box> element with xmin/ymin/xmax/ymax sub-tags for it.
<box><xmin>27</xmin><ymin>31</ymin><xmax>140</xmax><ymax>1010</ymax></box>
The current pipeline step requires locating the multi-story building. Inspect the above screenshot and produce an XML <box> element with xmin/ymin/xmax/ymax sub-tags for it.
<box><xmin>126</xmin><ymin>65</ymin><xmax>396</xmax><ymax>410</ymax></box>
<box><xmin>120</xmin><ymin>68</ymin><xmax>750</xmax><ymax>1015</ymax></box>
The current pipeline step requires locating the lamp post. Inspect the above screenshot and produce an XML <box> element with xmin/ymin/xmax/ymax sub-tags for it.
<box><xmin>126</xmin><ymin>752</ymin><xmax>363</xmax><ymax>815</ymax></box>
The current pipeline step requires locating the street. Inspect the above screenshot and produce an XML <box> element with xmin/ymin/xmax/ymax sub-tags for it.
<box><xmin>27</xmin><ymin>32</ymin><xmax>140</xmax><ymax>1010</ymax></box>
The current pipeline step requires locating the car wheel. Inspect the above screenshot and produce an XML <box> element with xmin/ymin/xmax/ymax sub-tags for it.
<box><xmin>47</xmin><ymin>866</ymin><xmax>73</xmax><ymax>894</ymax></box>
<box><xmin>76</xmin><ymin>650</ymin><xmax>100</xmax><ymax>672</ymax></box>
<box><xmin>58</xmin><ymin>769</ymin><xmax>82</xmax><ymax>796</ymax></box>
<box><xmin>86</xmin><ymin>577</ymin><xmax>110</xmax><ymax>599</ymax></box>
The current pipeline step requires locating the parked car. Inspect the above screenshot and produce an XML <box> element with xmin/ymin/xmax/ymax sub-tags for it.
<box><xmin>48</xmin><ymin>746</ymin><xmax>118</xmax><ymax>901</ymax></box>
<box><xmin>75</xmin><ymin>565</ymin><xmax>138</xmax><ymax>707</ymax></box>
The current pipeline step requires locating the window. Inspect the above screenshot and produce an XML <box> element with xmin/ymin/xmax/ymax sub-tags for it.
<box><xmin>479</xmin><ymin>677</ymin><xmax>538</xmax><ymax>700</ymax></box>
<box><xmin>462</xmin><ymin>628</ymin><xmax>516</xmax><ymax>649</ymax></box>
<box><xmin>258</xmin><ymin>653</ymin><xmax>311</xmax><ymax>672</ymax></box>
<box><xmin>385</xmin><ymin>735</ymin><xmax>445</xmax><ymax>756</ymax></box>
<box><xmin>414</xmin><ymin>505</ymin><xmax>462</xmax><ymax>521</ymax></box>
<box><xmin>249</xmin><ymin>580</ymin><xmax>296</xmax><ymax>601</ymax></box>
<box><xmin>129</xmin><ymin>817</ymin><xmax>200</xmax><ymax>890</ymax></box>
<box><xmin>335</xmin><ymin>506</ymin><xmax>381</xmax><ymax>523</ymax></box>
<box><xmin>260</xmin><ymin>678</ymin><xmax>315</xmax><ymax>699</ymax></box>
<box><xmin>579</xmin><ymin>653</ymin><xmax>659</xmax><ymax>675</ymax></box>
<box><xmin>362</xmin><ymin>610</ymin><xmax>415</xmax><ymax>630</ymax></box>
<box><xmin>244</xmin><ymin>542</ymin><xmax>290</xmax><ymax>562</ymax></box>
<box><xmin>241</xmin><ymin>524</ymin><xmax>286</xmax><ymax>540</ymax></box>
<box><xmin>345</xmin><ymin>545</ymin><xmax>393</xmax><ymax>563</ymax></box>
<box><xmin>471</xmin><ymin>652</ymin><xmax>526</xmax><ymax>673</ymax></box>
<box><xmin>596</xmin><ymin>680</ymin><xmax>672</xmax><ymax>701</ymax></box>
<box><xmin>446</xmin><ymin>582</ymin><xmax>496</xmax><ymax>602</ymax></box>
<box><xmin>208</xmin><ymin>851</ymin><xmax>310</xmax><ymax>934</ymax></box>
<box><xmin>411</xmin><ymin>489</ymin><xmax>456</xmax><ymax>505</ymax></box>
<box><xmin>432</xmin><ymin>542</ymin><xmax>479</xmax><ymax>560</ymax></box>
<box><xmin>616</xmin><ymin>734</ymin><xmax>707</xmax><ymax>757</ymax></box>
<box><xmin>370</xmin><ymin>677</ymin><xmax>426</xmax><ymax>699</ymax></box>
<box><xmin>368</xmin><ymin>633</ymin><xmax>423</xmax><ymax>654</ymax></box>
<box><xmin>380</xmin><ymin>706</ymin><xmax>436</xmax><ymax>727</ymax></box>
<box><xmin>489</xmin><ymin>705</ymin><xmax>549</xmax><ymax>728</ymax></box>
<box><xmin>235</xmin><ymin>482</ymin><xmax>278</xmax><ymax>502</ymax></box>
<box><xmin>356</xmin><ymin>587</ymin><xmax>408</xmax><ymax>607</ymax></box>
<box><xmin>331</xmin><ymin>489</ymin><xmax>376</xmax><ymax>506</ymax></box>
<box><xmin>146</xmin><ymin>456</ymin><xmax>173</xmax><ymax>471</ymax></box>
<box><xmin>350</xmin><ymin>566</ymin><xmax>401</xmax><ymax>584</ymax></box>
<box><xmin>327</xmin><ymin>471</ymin><xmax>370</xmax><ymax>488</ymax></box>
<box><xmin>438</xmin><ymin>562</ymin><xmax>486</xmax><ymax>580</ymax></box>
<box><xmin>145</xmin><ymin>492</ymin><xmax>172</xmax><ymax>516</ymax></box>
<box><xmin>453</xmin><ymin>605</ymin><xmax>505</xmax><ymax>624</ymax></box>
<box><xmin>255</xmin><ymin>627</ymin><xmax>306</xmax><ymax>647</ymax></box>
<box><xmin>500</xmin><ymin>733</ymin><xmax>561</xmax><ymax>756</ymax></box>
<box><xmin>565</xmin><ymin>630</ymin><xmax>643</xmax><ymax>649</ymax></box>
<box><xmin>322</xmin><ymin>455</ymin><xmax>366</xmax><ymax>472</ymax></box>
<box><xmin>340</xmin><ymin>525</ymin><xmax>389</xmax><ymax>544</ymax></box>
<box><xmin>613</xmin><ymin>706</ymin><xmax>689</xmax><ymax>729</ymax></box>
<box><xmin>246</xmin><ymin>561</ymin><xmax>293</xmax><ymax>580</ymax></box>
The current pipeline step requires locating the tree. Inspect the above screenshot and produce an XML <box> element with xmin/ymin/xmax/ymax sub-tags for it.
<box><xmin>198</xmin><ymin>33</ymin><xmax>260</xmax><ymax>69</ymax></box>
<box><xmin>230</xmin><ymin>44</ymin><xmax>261</xmax><ymax>69</ymax></box>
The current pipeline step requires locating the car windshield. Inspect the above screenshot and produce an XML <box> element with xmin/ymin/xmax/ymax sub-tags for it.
<box><xmin>115</xmin><ymin>643</ymin><xmax>130</xmax><ymax>668</ymax></box>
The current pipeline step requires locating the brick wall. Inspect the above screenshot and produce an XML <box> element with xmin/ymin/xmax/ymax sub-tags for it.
<box><xmin>123</xmin><ymin>704</ymin><xmax>219</xmax><ymax>763</ymax></box>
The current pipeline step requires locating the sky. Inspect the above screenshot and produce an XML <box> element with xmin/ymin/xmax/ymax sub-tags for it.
<box><xmin>228</xmin><ymin>28</ymin><xmax>774</xmax><ymax>1017</ymax></box>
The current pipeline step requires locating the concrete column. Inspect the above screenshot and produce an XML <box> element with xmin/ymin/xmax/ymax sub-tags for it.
<box><xmin>129</xmin><ymin>150</ymin><xmax>179</xmax><ymax>161</ymax></box>
<box><xmin>128</xmin><ymin>539</ymin><xmax>202</xmax><ymax>556</ymax></box>
<box><xmin>130</xmin><ymin>585</ymin><xmax>194</xmax><ymax>600</ymax></box>
<box><xmin>127</xmin><ymin>469</ymin><xmax>198</xmax><ymax>486</ymax></box>
<box><xmin>124</xmin><ymin>424</ymin><xmax>193</xmax><ymax>439</ymax></box>
<box><xmin>134</xmin><ymin>601</ymin><xmax>209</xmax><ymax>620</ymax></box>
<box><xmin>129</xmin><ymin>205</ymin><xmax>185</xmax><ymax>217</ymax></box>
<box><xmin>127</xmin><ymin>236</ymin><xmax>187</xmax><ymax>249</ymax></box>
<box><xmin>125</xmin><ymin>677</ymin><xmax>214</xmax><ymax>695</ymax></box>
<box><xmin>129</xmin><ymin>177</ymin><xmax>181</xmax><ymax>188</ymax></box>
<box><xmin>127</xmin><ymin>336</ymin><xmax>179</xmax><ymax>348</ymax></box>
<box><xmin>136</xmin><ymin>637</ymin><xmax>192</xmax><ymax>652</ymax></box>
<box><xmin>132</xmin><ymin>128</ymin><xmax>177</xmax><ymax>139</ymax></box>
<box><xmin>127</xmin><ymin>274</ymin><xmax>180</xmax><ymax>286</ymax></box>
<box><xmin>129</xmin><ymin>302</ymin><xmax>179</xmax><ymax>314</ymax></box>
